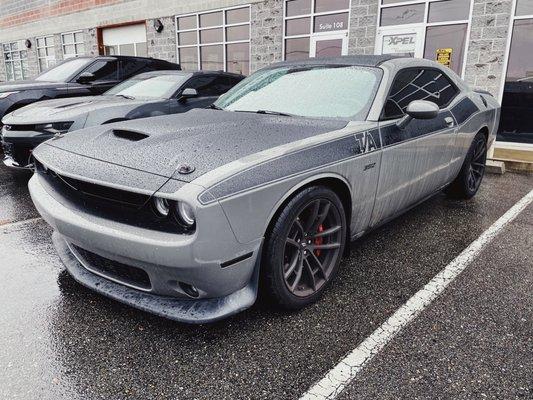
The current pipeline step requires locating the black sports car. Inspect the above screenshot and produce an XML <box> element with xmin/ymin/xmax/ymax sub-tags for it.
<box><xmin>1</xmin><ymin>70</ymin><xmax>243</xmax><ymax>168</ymax></box>
<box><xmin>0</xmin><ymin>55</ymin><xmax>180</xmax><ymax>123</ymax></box>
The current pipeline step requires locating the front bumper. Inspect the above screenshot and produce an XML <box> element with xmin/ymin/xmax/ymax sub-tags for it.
<box><xmin>52</xmin><ymin>232</ymin><xmax>260</xmax><ymax>324</ymax></box>
<box><xmin>29</xmin><ymin>174</ymin><xmax>262</xmax><ymax>322</ymax></box>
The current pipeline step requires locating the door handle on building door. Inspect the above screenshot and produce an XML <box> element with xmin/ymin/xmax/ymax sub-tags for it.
<box><xmin>445</xmin><ymin>116</ymin><xmax>455</xmax><ymax>128</ymax></box>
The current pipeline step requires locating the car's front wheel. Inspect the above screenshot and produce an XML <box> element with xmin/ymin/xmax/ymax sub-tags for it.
<box><xmin>446</xmin><ymin>131</ymin><xmax>487</xmax><ymax>199</ymax></box>
<box><xmin>262</xmin><ymin>186</ymin><xmax>347</xmax><ymax>310</ymax></box>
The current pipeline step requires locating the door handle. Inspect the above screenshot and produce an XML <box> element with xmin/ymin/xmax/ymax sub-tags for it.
<box><xmin>444</xmin><ymin>116</ymin><xmax>455</xmax><ymax>128</ymax></box>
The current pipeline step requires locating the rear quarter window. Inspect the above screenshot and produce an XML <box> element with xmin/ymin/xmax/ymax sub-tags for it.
<box><xmin>382</xmin><ymin>68</ymin><xmax>460</xmax><ymax>120</ymax></box>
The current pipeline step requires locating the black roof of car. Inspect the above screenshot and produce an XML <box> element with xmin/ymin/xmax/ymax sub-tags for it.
<box><xmin>73</xmin><ymin>55</ymin><xmax>175</xmax><ymax>62</ymax></box>
<box><xmin>131</xmin><ymin>70</ymin><xmax>245</xmax><ymax>78</ymax></box>
<box><xmin>267</xmin><ymin>55</ymin><xmax>408</xmax><ymax>69</ymax></box>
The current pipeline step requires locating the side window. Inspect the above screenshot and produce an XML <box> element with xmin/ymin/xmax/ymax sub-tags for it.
<box><xmin>383</xmin><ymin>68</ymin><xmax>459</xmax><ymax>120</ymax></box>
<box><xmin>82</xmin><ymin>60</ymin><xmax>118</xmax><ymax>82</ymax></box>
<box><xmin>120</xmin><ymin>59</ymin><xmax>151</xmax><ymax>79</ymax></box>
<box><xmin>184</xmin><ymin>75</ymin><xmax>233</xmax><ymax>96</ymax></box>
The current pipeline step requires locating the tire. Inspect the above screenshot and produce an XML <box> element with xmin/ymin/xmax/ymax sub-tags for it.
<box><xmin>262</xmin><ymin>186</ymin><xmax>347</xmax><ymax>310</ymax></box>
<box><xmin>445</xmin><ymin>131</ymin><xmax>487</xmax><ymax>200</ymax></box>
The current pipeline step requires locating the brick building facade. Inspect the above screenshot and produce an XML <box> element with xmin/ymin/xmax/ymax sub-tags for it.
<box><xmin>1</xmin><ymin>0</ymin><xmax>533</xmax><ymax>148</ymax></box>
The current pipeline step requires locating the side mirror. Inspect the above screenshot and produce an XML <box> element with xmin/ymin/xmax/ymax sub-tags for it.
<box><xmin>396</xmin><ymin>100</ymin><xmax>439</xmax><ymax>129</ymax></box>
<box><xmin>178</xmin><ymin>88</ymin><xmax>198</xmax><ymax>102</ymax></box>
<box><xmin>77</xmin><ymin>72</ymin><xmax>96</xmax><ymax>84</ymax></box>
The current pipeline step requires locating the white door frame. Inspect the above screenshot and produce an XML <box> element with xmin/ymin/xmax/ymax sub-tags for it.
<box><xmin>310</xmin><ymin>32</ymin><xmax>349</xmax><ymax>58</ymax></box>
<box><xmin>375</xmin><ymin>25</ymin><xmax>426</xmax><ymax>58</ymax></box>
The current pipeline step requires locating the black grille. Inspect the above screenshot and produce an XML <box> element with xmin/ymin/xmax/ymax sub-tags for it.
<box><xmin>35</xmin><ymin>160</ymin><xmax>190</xmax><ymax>234</ymax></box>
<box><xmin>72</xmin><ymin>245</ymin><xmax>151</xmax><ymax>290</ymax></box>
<box><xmin>2</xmin><ymin>141</ymin><xmax>32</xmax><ymax>166</ymax></box>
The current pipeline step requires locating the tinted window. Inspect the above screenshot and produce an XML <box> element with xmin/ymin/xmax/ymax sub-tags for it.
<box><xmin>383</xmin><ymin>68</ymin><xmax>458</xmax><ymax>119</ymax></box>
<box><xmin>82</xmin><ymin>60</ymin><xmax>118</xmax><ymax>81</ymax></box>
<box><xmin>120</xmin><ymin>59</ymin><xmax>151</xmax><ymax>79</ymax></box>
<box><xmin>184</xmin><ymin>75</ymin><xmax>237</xmax><ymax>96</ymax></box>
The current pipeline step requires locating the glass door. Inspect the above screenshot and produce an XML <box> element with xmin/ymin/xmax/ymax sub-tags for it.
<box><xmin>499</xmin><ymin>0</ymin><xmax>533</xmax><ymax>145</ymax></box>
<box><xmin>310</xmin><ymin>33</ymin><xmax>348</xmax><ymax>58</ymax></box>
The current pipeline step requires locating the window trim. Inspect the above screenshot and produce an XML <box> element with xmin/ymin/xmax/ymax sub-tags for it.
<box><xmin>61</xmin><ymin>30</ymin><xmax>85</xmax><ymax>58</ymax></box>
<box><xmin>375</xmin><ymin>0</ymin><xmax>475</xmax><ymax>78</ymax></box>
<box><xmin>282</xmin><ymin>0</ymin><xmax>352</xmax><ymax>61</ymax></box>
<box><xmin>175</xmin><ymin>5</ymin><xmax>251</xmax><ymax>74</ymax></box>
<box><xmin>379</xmin><ymin>66</ymin><xmax>460</xmax><ymax>121</ymax></box>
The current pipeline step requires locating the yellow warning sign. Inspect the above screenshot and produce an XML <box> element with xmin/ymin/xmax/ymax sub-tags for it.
<box><xmin>436</xmin><ymin>48</ymin><xmax>452</xmax><ymax>68</ymax></box>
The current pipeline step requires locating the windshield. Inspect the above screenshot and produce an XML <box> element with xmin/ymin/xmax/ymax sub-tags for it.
<box><xmin>105</xmin><ymin>74</ymin><xmax>190</xmax><ymax>99</ymax></box>
<box><xmin>215</xmin><ymin>65</ymin><xmax>382</xmax><ymax>120</ymax></box>
<box><xmin>35</xmin><ymin>58</ymin><xmax>92</xmax><ymax>82</ymax></box>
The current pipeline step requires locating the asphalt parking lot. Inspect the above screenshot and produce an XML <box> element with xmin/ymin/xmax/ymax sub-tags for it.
<box><xmin>1</xmin><ymin>165</ymin><xmax>531</xmax><ymax>400</ymax></box>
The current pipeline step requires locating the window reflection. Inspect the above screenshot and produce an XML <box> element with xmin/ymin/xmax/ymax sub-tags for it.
<box><xmin>499</xmin><ymin>18</ymin><xmax>533</xmax><ymax>144</ymax></box>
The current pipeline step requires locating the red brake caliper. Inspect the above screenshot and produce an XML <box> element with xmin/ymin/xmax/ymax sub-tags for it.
<box><xmin>315</xmin><ymin>224</ymin><xmax>324</xmax><ymax>257</ymax></box>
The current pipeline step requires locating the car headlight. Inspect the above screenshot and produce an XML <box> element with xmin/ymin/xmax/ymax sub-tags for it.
<box><xmin>0</xmin><ymin>91</ymin><xmax>19</xmax><ymax>99</ymax></box>
<box><xmin>36</xmin><ymin>121</ymin><xmax>74</xmax><ymax>135</ymax></box>
<box><xmin>175</xmin><ymin>201</ymin><xmax>195</xmax><ymax>227</ymax></box>
<box><xmin>151</xmin><ymin>197</ymin><xmax>196</xmax><ymax>229</ymax></box>
<box><xmin>152</xmin><ymin>197</ymin><xmax>170</xmax><ymax>217</ymax></box>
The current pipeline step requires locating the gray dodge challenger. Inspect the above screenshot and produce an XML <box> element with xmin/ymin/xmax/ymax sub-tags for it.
<box><xmin>28</xmin><ymin>55</ymin><xmax>500</xmax><ymax>323</ymax></box>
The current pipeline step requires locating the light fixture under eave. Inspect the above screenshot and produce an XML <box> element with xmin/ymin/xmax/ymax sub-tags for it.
<box><xmin>153</xmin><ymin>19</ymin><xmax>164</xmax><ymax>33</ymax></box>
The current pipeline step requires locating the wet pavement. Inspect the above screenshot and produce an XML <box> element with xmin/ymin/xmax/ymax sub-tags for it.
<box><xmin>0</xmin><ymin>164</ymin><xmax>532</xmax><ymax>400</ymax></box>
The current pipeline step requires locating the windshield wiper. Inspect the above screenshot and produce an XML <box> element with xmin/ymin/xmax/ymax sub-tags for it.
<box><xmin>234</xmin><ymin>109</ymin><xmax>294</xmax><ymax>117</ymax></box>
<box><xmin>208</xmin><ymin>104</ymin><xmax>223</xmax><ymax>110</ymax></box>
<box><xmin>114</xmin><ymin>94</ymin><xmax>135</xmax><ymax>100</ymax></box>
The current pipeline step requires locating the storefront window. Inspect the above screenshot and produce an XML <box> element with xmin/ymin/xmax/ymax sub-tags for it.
<box><xmin>380</xmin><ymin>4</ymin><xmax>425</xmax><ymax>26</ymax></box>
<box><xmin>176</xmin><ymin>6</ymin><xmax>250</xmax><ymax>75</ymax></box>
<box><xmin>376</xmin><ymin>0</ymin><xmax>472</xmax><ymax>76</ymax></box>
<box><xmin>36</xmin><ymin>36</ymin><xmax>56</xmax><ymax>72</ymax></box>
<box><xmin>516</xmin><ymin>0</ymin><xmax>533</xmax><ymax>16</ymax></box>
<box><xmin>2</xmin><ymin>41</ymin><xmax>29</xmax><ymax>81</ymax></box>
<box><xmin>61</xmin><ymin>31</ymin><xmax>85</xmax><ymax>58</ymax></box>
<box><xmin>499</xmin><ymin>17</ymin><xmax>533</xmax><ymax>144</ymax></box>
<box><xmin>424</xmin><ymin>24</ymin><xmax>468</xmax><ymax>74</ymax></box>
<box><xmin>428</xmin><ymin>0</ymin><xmax>471</xmax><ymax>23</ymax></box>
<box><xmin>283</xmin><ymin>0</ymin><xmax>350</xmax><ymax>60</ymax></box>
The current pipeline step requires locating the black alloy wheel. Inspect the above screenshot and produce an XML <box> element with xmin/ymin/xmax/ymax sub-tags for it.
<box><xmin>262</xmin><ymin>186</ymin><xmax>347</xmax><ymax>309</ymax></box>
<box><xmin>446</xmin><ymin>131</ymin><xmax>487</xmax><ymax>199</ymax></box>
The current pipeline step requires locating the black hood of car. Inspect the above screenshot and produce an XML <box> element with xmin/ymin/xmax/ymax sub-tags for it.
<box><xmin>0</xmin><ymin>80</ymin><xmax>68</xmax><ymax>92</ymax></box>
<box><xmin>45</xmin><ymin>108</ymin><xmax>349</xmax><ymax>182</ymax></box>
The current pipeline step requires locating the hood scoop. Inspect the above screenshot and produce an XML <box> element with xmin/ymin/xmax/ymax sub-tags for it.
<box><xmin>111</xmin><ymin>129</ymin><xmax>149</xmax><ymax>142</ymax></box>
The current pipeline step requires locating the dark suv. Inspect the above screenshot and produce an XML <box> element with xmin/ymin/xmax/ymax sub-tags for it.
<box><xmin>0</xmin><ymin>55</ymin><xmax>180</xmax><ymax>122</ymax></box>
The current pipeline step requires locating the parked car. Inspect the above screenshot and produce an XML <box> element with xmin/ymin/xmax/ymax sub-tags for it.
<box><xmin>29</xmin><ymin>55</ymin><xmax>500</xmax><ymax>323</ymax></box>
<box><xmin>1</xmin><ymin>70</ymin><xmax>244</xmax><ymax>168</ymax></box>
<box><xmin>0</xmin><ymin>55</ymin><xmax>180</xmax><ymax>124</ymax></box>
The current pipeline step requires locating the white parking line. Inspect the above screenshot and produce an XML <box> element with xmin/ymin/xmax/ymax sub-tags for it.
<box><xmin>300</xmin><ymin>189</ymin><xmax>533</xmax><ymax>400</ymax></box>
<box><xmin>0</xmin><ymin>217</ymin><xmax>42</xmax><ymax>230</ymax></box>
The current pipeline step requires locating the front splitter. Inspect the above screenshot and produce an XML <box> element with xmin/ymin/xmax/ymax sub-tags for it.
<box><xmin>52</xmin><ymin>231</ymin><xmax>260</xmax><ymax>324</ymax></box>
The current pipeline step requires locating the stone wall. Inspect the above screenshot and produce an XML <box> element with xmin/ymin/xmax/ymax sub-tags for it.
<box><xmin>146</xmin><ymin>17</ymin><xmax>177</xmax><ymax>64</ymax></box>
<box><xmin>250</xmin><ymin>0</ymin><xmax>283</xmax><ymax>73</ymax></box>
<box><xmin>464</xmin><ymin>0</ymin><xmax>514</xmax><ymax>97</ymax></box>
<box><xmin>348</xmin><ymin>0</ymin><xmax>379</xmax><ymax>55</ymax></box>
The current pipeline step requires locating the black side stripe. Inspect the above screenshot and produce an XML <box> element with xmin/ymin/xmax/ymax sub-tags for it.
<box><xmin>380</xmin><ymin>111</ymin><xmax>452</xmax><ymax>147</ymax></box>
<box><xmin>199</xmin><ymin>99</ymin><xmax>480</xmax><ymax>204</ymax></box>
<box><xmin>198</xmin><ymin>129</ymin><xmax>382</xmax><ymax>204</ymax></box>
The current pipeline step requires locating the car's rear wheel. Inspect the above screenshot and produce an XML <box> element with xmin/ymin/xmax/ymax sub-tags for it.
<box><xmin>262</xmin><ymin>186</ymin><xmax>347</xmax><ymax>309</ymax></box>
<box><xmin>446</xmin><ymin>131</ymin><xmax>487</xmax><ymax>199</ymax></box>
